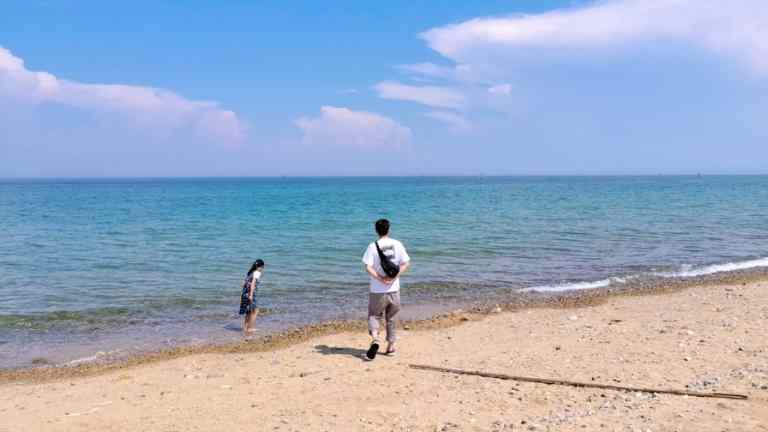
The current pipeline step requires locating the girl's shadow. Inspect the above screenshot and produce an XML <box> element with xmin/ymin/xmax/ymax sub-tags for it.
<box><xmin>314</xmin><ymin>344</ymin><xmax>367</xmax><ymax>359</ymax></box>
<box><xmin>223</xmin><ymin>323</ymin><xmax>244</xmax><ymax>332</ymax></box>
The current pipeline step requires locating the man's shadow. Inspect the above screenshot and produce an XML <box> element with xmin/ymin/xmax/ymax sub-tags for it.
<box><xmin>314</xmin><ymin>344</ymin><xmax>368</xmax><ymax>359</ymax></box>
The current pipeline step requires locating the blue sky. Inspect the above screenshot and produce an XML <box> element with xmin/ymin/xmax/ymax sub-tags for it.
<box><xmin>1</xmin><ymin>0</ymin><xmax>767</xmax><ymax>177</ymax></box>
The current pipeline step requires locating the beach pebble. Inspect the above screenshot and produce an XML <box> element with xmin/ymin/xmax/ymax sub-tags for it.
<box><xmin>569</xmin><ymin>315</ymin><xmax>579</xmax><ymax>321</ymax></box>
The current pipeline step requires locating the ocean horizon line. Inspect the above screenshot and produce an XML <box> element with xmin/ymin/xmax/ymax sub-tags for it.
<box><xmin>2</xmin><ymin>173</ymin><xmax>768</xmax><ymax>183</ymax></box>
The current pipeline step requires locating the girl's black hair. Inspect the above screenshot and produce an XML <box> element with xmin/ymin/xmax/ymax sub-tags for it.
<box><xmin>247</xmin><ymin>259</ymin><xmax>265</xmax><ymax>276</ymax></box>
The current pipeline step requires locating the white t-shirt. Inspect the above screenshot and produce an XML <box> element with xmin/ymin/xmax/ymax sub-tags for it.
<box><xmin>362</xmin><ymin>237</ymin><xmax>410</xmax><ymax>293</ymax></box>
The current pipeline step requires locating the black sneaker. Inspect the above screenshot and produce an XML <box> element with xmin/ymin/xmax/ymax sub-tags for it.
<box><xmin>366</xmin><ymin>340</ymin><xmax>380</xmax><ymax>360</ymax></box>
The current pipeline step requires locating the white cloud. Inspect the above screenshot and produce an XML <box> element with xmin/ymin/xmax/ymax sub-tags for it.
<box><xmin>0</xmin><ymin>46</ymin><xmax>247</xmax><ymax>144</ymax></box>
<box><xmin>295</xmin><ymin>106</ymin><xmax>411</xmax><ymax>149</ymax></box>
<box><xmin>374</xmin><ymin>81</ymin><xmax>465</xmax><ymax>109</ymax></box>
<box><xmin>397</xmin><ymin>63</ymin><xmax>456</xmax><ymax>81</ymax></box>
<box><xmin>424</xmin><ymin>111</ymin><xmax>471</xmax><ymax>133</ymax></box>
<box><xmin>421</xmin><ymin>0</ymin><xmax>768</xmax><ymax>74</ymax></box>
<box><xmin>488</xmin><ymin>83</ymin><xmax>511</xmax><ymax>95</ymax></box>
<box><xmin>397</xmin><ymin>62</ymin><xmax>479</xmax><ymax>82</ymax></box>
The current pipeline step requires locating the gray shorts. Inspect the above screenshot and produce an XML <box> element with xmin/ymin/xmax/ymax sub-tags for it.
<box><xmin>368</xmin><ymin>292</ymin><xmax>401</xmax><ymax>342</ymax></box>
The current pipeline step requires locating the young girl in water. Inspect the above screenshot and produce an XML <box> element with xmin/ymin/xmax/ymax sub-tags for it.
<box><xmin>239</xmin><ymin>259</ymin><xmax>265</xmax><ymax>334</ymax></box>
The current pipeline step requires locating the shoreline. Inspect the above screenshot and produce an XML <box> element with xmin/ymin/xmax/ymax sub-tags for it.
<box><xmin>3</xmin><ymin>273</ymin><xmax>767</xmax><ymax>431</ymax></box>
<box><xmin>3</xmin><ymin>267</ymin><xmax>768</xmax><ymax>385</ymax></box>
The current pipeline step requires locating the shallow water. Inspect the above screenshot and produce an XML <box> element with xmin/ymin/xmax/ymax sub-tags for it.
<box><xmin>1</xmin><ymin>176</ymin><xmax>767</xmax><ymax>367</ymax></box>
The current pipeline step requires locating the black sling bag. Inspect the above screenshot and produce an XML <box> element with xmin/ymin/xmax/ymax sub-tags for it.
<box><xmin>375</xmin><ymin>241</ymin><xmax>400</xmax><ymax>278</ymax></box>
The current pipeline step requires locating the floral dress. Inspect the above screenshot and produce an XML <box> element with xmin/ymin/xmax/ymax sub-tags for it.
<box><xmin>238</xmin><ymin>271</ymin><xmax>260</xmax><ymax>315</ymax></box>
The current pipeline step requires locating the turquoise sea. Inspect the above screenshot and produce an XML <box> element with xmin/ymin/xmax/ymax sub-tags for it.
<box><xmin>1</xmin><ymin>176</ymin><xmax>767</xmax><ymax>368</ymax></box>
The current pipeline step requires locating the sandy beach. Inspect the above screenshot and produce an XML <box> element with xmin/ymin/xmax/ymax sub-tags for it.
<box><xmin>2</xmin><ymin>279</ymin><xmax>767</xmax><ymax>432</ymax></box>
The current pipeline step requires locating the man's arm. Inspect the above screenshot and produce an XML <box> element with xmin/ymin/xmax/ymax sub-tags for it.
<box><xmin>366</xmin><ymin>264</ymin><xmax>392</xmax><ymax>284</ymax></box>
<box><xmin>397</xmin><ymin>242</ymin><xmax>411</xmax><ymax>278</ymax></box>
<box><xmin>397</xmin><ymin>261</ymin><xmax>410</xmax><ymax>277</ymax></box>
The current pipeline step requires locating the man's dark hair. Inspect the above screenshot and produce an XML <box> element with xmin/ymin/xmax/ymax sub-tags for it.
<box><xmin>375</xmin><ymin>219</ymin><xmax>390</xmax><ymax>236</ymax></box>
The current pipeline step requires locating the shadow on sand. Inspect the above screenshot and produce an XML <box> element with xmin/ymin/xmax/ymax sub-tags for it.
<box><xmin>314</xmin><ymin>344</ymin><xmax>368</xmax><ymax>360</ymax></box>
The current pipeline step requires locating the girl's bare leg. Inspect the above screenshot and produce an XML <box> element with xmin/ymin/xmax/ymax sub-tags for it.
<box><xmin>245</xmin><ymin>310</ymin><xmax>258</xmax><ymax>333</ymax></box>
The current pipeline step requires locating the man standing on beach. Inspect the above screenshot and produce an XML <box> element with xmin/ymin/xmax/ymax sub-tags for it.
<box><xmin>362</xmin><ymin>218</ymin><xmax>410</xmax><ymax>360</ymax></box>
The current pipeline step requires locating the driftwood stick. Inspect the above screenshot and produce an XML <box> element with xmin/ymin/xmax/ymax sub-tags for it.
<box><xmin>409</xmin><ymin>364</ymin><xmax>748</xmax><ymax>401</ymax></box>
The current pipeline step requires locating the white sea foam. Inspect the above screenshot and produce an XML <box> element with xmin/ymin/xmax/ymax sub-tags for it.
<box><xmin>65</xmin><ymin>349</ymin><xmax>118</xmax><ymax>366</ymax></box>
<box><xmin>520</xmin><ymin>276</ymin><xmax>629</xmax><ymax>293</ymax></box>
<box><xmin>521</xmin><ymin>256</ymin><xmax>768</xmax><ymax>294</ymax></box>
<box><xmin>659</xmin><ymin>257</ymin><xmax>768</xmax><ymax>278</ymax></box>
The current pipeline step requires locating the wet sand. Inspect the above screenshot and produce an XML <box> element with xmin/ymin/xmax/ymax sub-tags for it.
<box><xmin>2</xmin><ymin>277</ymin><xmax>768</xmax><ymax>431</ymax></box>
